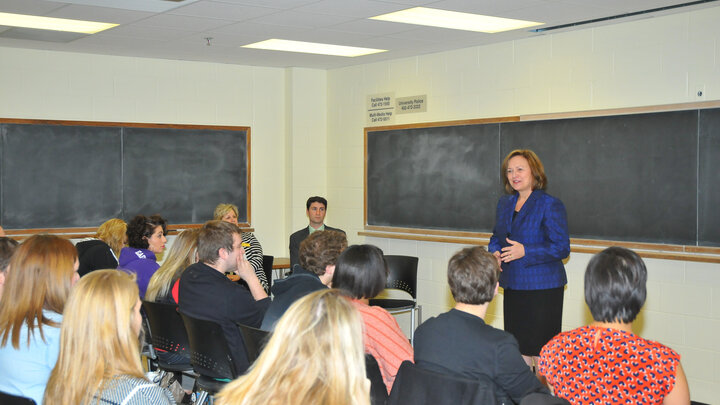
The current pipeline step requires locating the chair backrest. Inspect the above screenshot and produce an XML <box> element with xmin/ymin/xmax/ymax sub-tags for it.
<box><xmin>384</xmin><ymin>255</ymin><xmax>419</xmax><ymax>299</ymax></box>
<box><xmin>180</xmin><ymin>313</ymin><xmax>238</xmax><ymax>380</ymax></box>
<box><xmin>236</xmin><ymin>323</ymin><xmax>270</xmax><ymax>363</ymax></box>
<box><xmin>262</xmin><ymin>255</ymin><xmax>274</xmax><ymax>290</ymax></box>
<box><xmin>388</xmin><ymin>361</ymin><xmax>497</xmax><ymax>405</ymax></box>
<box><xmin>142</xmin><ymin>301</ymin><xmax>190</xmax><ymax>355</ymax></box>
<box><xmin>366</xmin><ymin>354</ymin><xmax>388</xmax><ymax>405</ymax></box>
<box><xmin>0</xmin><ymin>391</ymin><xmax>36</xmax><ymax>405</ymax></box>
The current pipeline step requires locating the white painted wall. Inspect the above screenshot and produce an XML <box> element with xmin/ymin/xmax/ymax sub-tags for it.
<box><xmin>0</xmin><ymin>47</ymin><xmax>289</xmax><ymax>257</ymax></box>
<box><xmin>327</xmin><ymin>5</ymin><xmax>720</xmax><ymax>403</ymax></box>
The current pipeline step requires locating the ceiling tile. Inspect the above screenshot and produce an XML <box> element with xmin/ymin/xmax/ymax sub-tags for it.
<box><xmin>131</xmin><ymin>13</ymin><xmax>235</xmax><ymax>31</ymax></box>
<box><xmin>168</xmin><ymin>1</ymin><xmax>279</xmax><ymax>20</ymax></box>
<box><xmin>0</xmin><ymin>0</ymin><xmax>66</xmax><ymax>15</ymax></box>
<box><xmin>45</xmin><ymin>4</ymin><xmax>154</xmax><ymax>23</ymax></box>
<box><xmin>247</xmin><ymin>10</ymin><xmax>357</xmax><ymax>28</ymax></box>
<box><xmin>293</xmin><ymin>0</ymin><xmax>404</xmax><ymax>17</ymax></box>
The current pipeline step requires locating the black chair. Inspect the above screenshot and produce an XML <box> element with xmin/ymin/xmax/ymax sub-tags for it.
<box><xmin>262</xmin><ymin>255</ymin><xmax>274</xmax><ymax>292</ymax></box>
<box><xmin>0</xmin><ymin>391</ymin><xmax>36</xmax><ymax>405</ymax></box>
<box><xmin>181</xmin><ymin>313</ymin><xmax>239</xmax><ymax>405</ymax></box>
<box><xmin>366</xmin><ymin>354</ymin><xmax>388</xmax><ymax>405</ymax></box>
<box><xmin>141</xmin><ymin>301</ymin><xmax>193</xmax><ymax>381</ymax></box>
<box><xmin>236</xmin><ymin>322</ymin><xmax>270</xmax><ymax>363</ymax></box>
<box><xmin>140</xmin><ymin>310</ymin><xmax>158</xmax><ymax>372</ymax></box>
<box><xmin>369</xmin><ymin>255</ymin><xmax>421</xmax><ymax>344</ymax></box>
<box><xmin>387</xmin><ymin>361</ymin><xmax>497</xmax><ymax>405</ymax></box>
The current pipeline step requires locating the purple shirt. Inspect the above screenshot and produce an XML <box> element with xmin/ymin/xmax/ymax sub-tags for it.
<box><xmin>118</xmin><ymin>247</ymin><xmax>159</xmax><ymax>299</ymax></box>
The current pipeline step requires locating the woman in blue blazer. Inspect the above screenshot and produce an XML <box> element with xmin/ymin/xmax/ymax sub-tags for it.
<box><xmin>488</xmin><ymin>149</ymin><xmax>570</xmax><ymax>371</ymax></box>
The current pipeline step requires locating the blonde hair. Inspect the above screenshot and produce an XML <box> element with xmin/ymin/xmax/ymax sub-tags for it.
<box><xmin>0</xmin><ymin>234</ymin><xmax>77</xmax><ymax>349</ymax></box>
<box><xmin>213</xmin><ymin>203</ymin><xmax>239</xmax><ymax>221</ymax></box>
<box><xmin>44</xmin><ymin>270</ymin><xmax>143</xmax><ymax>404</ymax></box>
<box><xmin>96</xmin><ymin>218</ymin><xmax>127</xmax><ymax>257</ymax></box>
<box><xmin>145</xmin><ymin>229</ymin><xmax>199</xmax><ymax>302</ymax></box>
<box><xmin>216</xmin><ymin>289</ymin><xmax>369</xmax><ymax>405</ymax></box>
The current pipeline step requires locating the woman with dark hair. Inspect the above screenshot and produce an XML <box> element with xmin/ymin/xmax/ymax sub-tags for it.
<box><xmin>0</xmin><ymin>236</ymin><xmax>19</xmax><ymax>300</ymax></box>
<box><xmin>539</xmin><ymin>247</ymin><xmax>690</xmax><ymax>405</ymax></box>
<box><xmin>488</xmin><ymin>149</ymin><xmax>570</xmax><ymax>370</ymax></box>
<box><xmin>332</xmin><ymin>244</ymin><xmax>413</xmax><ymax>393</ymax></box>
<box><xmin>118</xmin><ymin>214</ymin><xmax>167</xmax><ymax>299</ymax></box>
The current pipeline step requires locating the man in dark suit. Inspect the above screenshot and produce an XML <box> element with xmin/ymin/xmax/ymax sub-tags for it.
<box><xmin>289</xmin><ymin>196</ymin><xmax>344</xmax><ymax>269</ymax></box>
<box><xmin>413</xmin><ymin>246</ymin><xmax>549</xmax><ymax>404</ymax></box>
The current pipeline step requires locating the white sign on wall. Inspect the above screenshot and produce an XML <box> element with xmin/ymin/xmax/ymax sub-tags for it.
<box><xmin>367</xmin><ymin>92</ymin><xmax>395</xmax><ymax>126</ymax></box>
<box><xmin>396</xmin><ymin>95</ymin><xmax>427</xmax><ymax>114</ymax></box>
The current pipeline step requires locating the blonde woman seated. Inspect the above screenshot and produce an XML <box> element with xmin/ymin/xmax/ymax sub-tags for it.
<box><xmin>539</xmin><ymin>247</ymin><xmax>690</xmax><ymax>405</ymax></box>
<box><xmin>214</xmin><ymin>203</ymin><xmax>268</xmax><ymax>292</ymax></box>
<box><xmin>146</xmin><ymin>228</ymin><xmax>200</xmax><ymax>304</ymax></box>
<box><xmin>76</xmin><ymin>218</ymin><xmax>127</xmax><ymax>277</ymax></box>
<box><xmin>0</xmin><ymin>234</ymin><xmax>79</xmax><ymax>404</ymax></box>
<box><xmin>44</xmin><ymin>270</ymin><xmax>175</xmax><ymax>404</ymax></box>
<box><xmin>216</xmin><ymin>289</ymin><xmax>370</xmax><ymax>405</ymax></box>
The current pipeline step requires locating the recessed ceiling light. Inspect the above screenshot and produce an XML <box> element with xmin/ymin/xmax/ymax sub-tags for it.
<box><xmin>370</xmin><ymin>7</ymin><xmax>543</xmax><ymax>33</ymax></box>
<box><xmin>242</xmin><ymin>39</ymin><xmax>386</xmax><ymax>57</ymax></box>
<box><xmin>0</xmin><ymin>12</ymin><xmax>118</xmax><ymax>34</ymax></box>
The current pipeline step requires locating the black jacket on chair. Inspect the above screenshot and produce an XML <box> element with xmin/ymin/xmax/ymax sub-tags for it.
<box><xmin>388</xmin><ymin>361</ymin><xmax>497</xmax><ymax>405</ymax></box>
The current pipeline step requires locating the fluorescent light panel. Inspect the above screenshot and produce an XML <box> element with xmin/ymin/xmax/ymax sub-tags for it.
<box><xmin>243</xmin><ymin>39</ymin><xmax>386</xmax><ymax>57</ymax></box>
<box><xmin>370</xmin><ymin>7</ymin><xmax>543</xmax><ymax>33</ymax></box>
<box><xmin>0</xmin><ymin>12</ymin><xmax>117</xmax><ymax>34</ymax></box>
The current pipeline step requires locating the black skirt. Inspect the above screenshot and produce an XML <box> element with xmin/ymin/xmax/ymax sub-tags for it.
<box><xmin>503</xmin><ymin>287</ymin><xmax>564</xmax><ymax>356</ymax></box>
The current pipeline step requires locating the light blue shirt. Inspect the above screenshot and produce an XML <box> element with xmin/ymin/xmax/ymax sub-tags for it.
<box><xmin>0</xmin><ymin>310</ymin><xmax>62</xmax><ymax>404</ymax></box>
<box><xmin>308</xmin><ymin>224</ymin><xmax>325</xmax><ymax>235</ymax></box>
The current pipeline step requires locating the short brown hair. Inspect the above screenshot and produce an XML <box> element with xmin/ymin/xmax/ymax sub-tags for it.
<box><xmin>197</xmin><ymin>220</ymin><xmax>239</xmax><ymax>264</ymax></box>
<box><xmin>299</xmin><ymin>230</ymin><xmax>348</xmax><ymax>276</ymax></box>
<box><xmin>447</xmin><ymin>246</ymin><xmax>499</xmax><ymax>305</ymax></box>
<box><xmin>500</xmin><ymin>149</ymin><xmax>547</xmax><ymax>194</ymax></box>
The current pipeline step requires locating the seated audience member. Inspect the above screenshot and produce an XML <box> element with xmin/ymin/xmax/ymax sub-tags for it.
<box><xmin>539</xmin><ymin>247</ymin><xmax>690</xmax><ymax>405</ymax></box>
<box><xmin>414</xmin><ymin>246</ymin><xmax>548</xmax><ymax>404</ymax></box>
<box><xmin>332</xmin><ymin>244</ymin><xmax>413</xmax><ymax>393</ymax></box>
<box><xmin>289</xmin><ymin>196</ymin><xmax>345</xmax><ymax>269</ymax></box>
<box><xmin>214</xmin><ymin>203</ymin><xmax>269</xmax><ymax>293</ymax></box>
<box><xmin>0</xmin><ymin>235</ymin><xmax>79</xmax><ymax>404</ymax></box>
<box><xmin>217</xmin><ymin>289</ymin><xmax>369</xmax><ymax>405</ymax></box>
<box><xmin>178</xmin><ymin>220</ymin><xmax>269</xmax><ymax>374</ymax></box>
<box><xmin>76</xmin><ymin>218</ymin><xmax>127</xmax><ymax>277</ymax></box>
<box><xmin>0</xmin><ymin>237</ymin><xmax>19</xmax><ymax>300</ymax></box>
<box><xmin>118</xmin><ymin>214</ymin><xmax>167</xmax><ymax>299</ymax></box>
<box><xmin>145</xmin><ymin>228</ymin><xmax>199</xmax><ymax>397</ymax></box>
<box><xmin>146</xmin><ymin>228</ymin><xmax>200</xmax><ymax>304</ymax></box>
<box><xmin>44</xmin><ymin>270</ymin><xmax>175</xmax><ymax>404</ymax></box>
<box><xmin>261</xmin><ymin>229</ymin><xmax>347</xmax><ymax>330</ymax></box>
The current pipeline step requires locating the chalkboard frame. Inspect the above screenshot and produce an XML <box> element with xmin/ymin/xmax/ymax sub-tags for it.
<box><xmin>0</xmin><ymin>118</ymin><xmax>251</xmax><ymax>232</ymax></box>
<box><xmin>364</xmin><ymin>101</ymin><xmax>720</xmax><ymax>254</ymax></box>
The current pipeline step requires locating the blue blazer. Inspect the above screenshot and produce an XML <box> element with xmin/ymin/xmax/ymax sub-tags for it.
<box><xmin>488</xmin><ymin>190</ymin><xmax>570</xmax><ymax>290</ymax></box>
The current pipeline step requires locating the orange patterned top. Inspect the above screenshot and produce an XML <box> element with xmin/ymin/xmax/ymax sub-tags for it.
<box><xmin>539</xmin><ymin>326</ymin><xmax>680</xmax><ymax>405</ymax></box>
